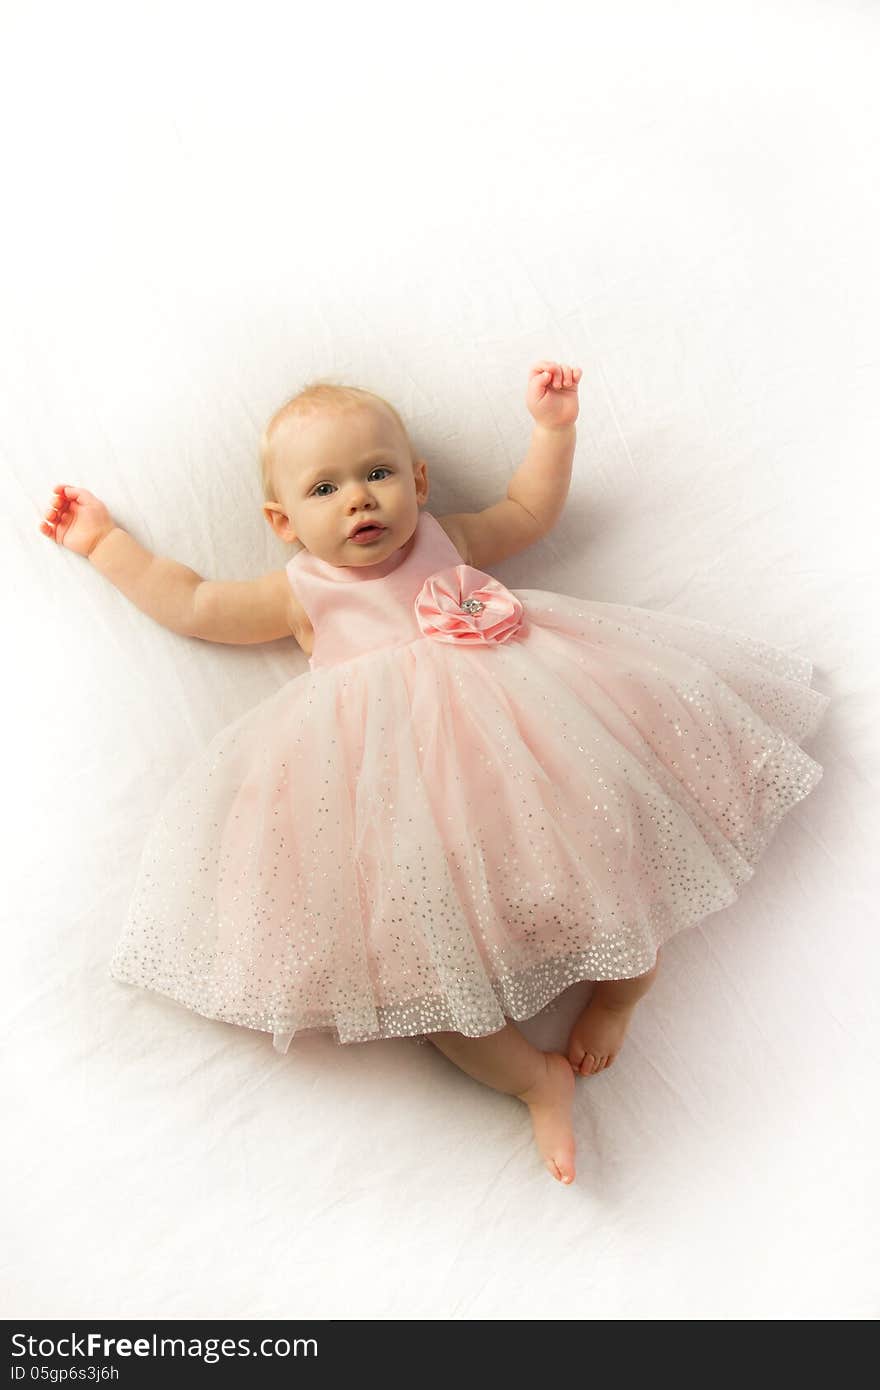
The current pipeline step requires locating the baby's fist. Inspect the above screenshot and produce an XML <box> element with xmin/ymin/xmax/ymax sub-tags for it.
<box><xmin>526</xmin><ymin>362</ymin><xmax>583</xmax><ymax>430</ymax></box>
<box><xmin>39</xmin><ymin>485</ymin><xmax>116</xmax><ymax>558</ymax></box>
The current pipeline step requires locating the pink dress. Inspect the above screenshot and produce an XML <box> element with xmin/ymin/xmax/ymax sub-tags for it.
<box><xmin>109</xmin><ymin>507</ymin><xmax>830</xmax><ymax>1054</ymax></box>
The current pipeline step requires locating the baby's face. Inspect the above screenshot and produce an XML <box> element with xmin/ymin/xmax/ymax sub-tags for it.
<box><xmin>265</xmin><ymin>405</ymin><xmax>428</xmax><ymax>567</ymax></box>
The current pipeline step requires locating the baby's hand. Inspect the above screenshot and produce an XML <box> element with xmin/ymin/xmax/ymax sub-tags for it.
<box><xmin>39</xmin><ymin>484</ymin><xmax>117</xmax><ymax>558</ymax></box>
<box><xmin>526</xmin><ymin>361</ymin><xmax>583</xmax><ymax>431</ymax></box>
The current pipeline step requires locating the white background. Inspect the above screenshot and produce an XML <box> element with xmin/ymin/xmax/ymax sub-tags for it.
<box><xmin>2</xmin><ymin>0</ymin><xmax>878</xmax><ymax>1319</ymax></box>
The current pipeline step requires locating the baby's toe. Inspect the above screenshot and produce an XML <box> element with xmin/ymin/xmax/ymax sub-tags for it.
<box><xmin>545</xmin><ymin>1155</ymin><xmax>575</xmax><ymax>1185</ymax></box>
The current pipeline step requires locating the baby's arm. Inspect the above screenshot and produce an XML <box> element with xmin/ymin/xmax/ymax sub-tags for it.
<box><xmin>90</xmin><ymin>530</ymin><xmax>298</xmax><ymax>644</ymax></box>
<box><xmin>41</xmin><ymin>485</ymin><xmax>301</xmax><ymax>646</ymax></box>
<box><xmin>442</xmin><ymin>362</ymin><xmax>582</xmax><ymax>569</ymax></box>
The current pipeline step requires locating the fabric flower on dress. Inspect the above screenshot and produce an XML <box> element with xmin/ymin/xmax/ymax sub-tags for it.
<box><xmin>414</xmin><ymin>564</ymin><xmax>525</xmax><ymax>646</ymax></box>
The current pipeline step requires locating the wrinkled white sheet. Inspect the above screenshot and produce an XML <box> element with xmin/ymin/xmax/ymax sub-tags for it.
<box><xmin>3</xmin><ymin>0</ymin><xmax>878</xmax><ymax>1320</ymax></box>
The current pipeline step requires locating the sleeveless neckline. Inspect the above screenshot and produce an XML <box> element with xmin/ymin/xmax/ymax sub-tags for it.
<box><xmin>290</xmin><ymin>510</ymin><xmax>428</xmax><ymax>583</ymax></box>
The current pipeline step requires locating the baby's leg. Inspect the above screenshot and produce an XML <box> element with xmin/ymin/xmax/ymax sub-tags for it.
<box><xmin>428</xmin><ymin>1023</ymin><xmax>576</xmax><ymax>1185</ymax></box>
<box><xmin>567</xmin><ymin>953</ymin><xmax>661</xmax><ymax>1077</ymax></box>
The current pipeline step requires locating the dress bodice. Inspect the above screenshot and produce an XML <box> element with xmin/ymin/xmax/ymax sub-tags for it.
<box><xmin>286</xmin><ymin>509</ymin><xmax>465</xmax><ymax>670</ymax></box>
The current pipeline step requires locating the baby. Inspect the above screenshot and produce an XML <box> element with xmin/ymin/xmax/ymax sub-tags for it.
<box><xmin>42</xmin><ymin>356</ymin><xmax>826</xmax><ymax>1187</ymax></box>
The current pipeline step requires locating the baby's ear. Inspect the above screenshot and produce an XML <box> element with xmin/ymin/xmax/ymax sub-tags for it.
<box><xmin>413</xmin><ymin>456</ymin><xmax>429</xmax><ymax>500</ymax></box>
<box><xmin>262</xmin><ymin>502</ymin><xmax>297</xmax><ymax>545</ymax></box>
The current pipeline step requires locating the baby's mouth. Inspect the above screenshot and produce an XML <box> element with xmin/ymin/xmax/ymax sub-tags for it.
<box><xmin>349</xmin><ymin>523</ymin><xmax>386</xmax><ymax>540</ymax></box>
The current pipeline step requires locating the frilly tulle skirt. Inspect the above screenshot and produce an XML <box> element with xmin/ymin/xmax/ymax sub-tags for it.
<box><xmin>108</xmin><ymin>590</ymin><xmax>830</xmax><ymax>1053</ymax></box>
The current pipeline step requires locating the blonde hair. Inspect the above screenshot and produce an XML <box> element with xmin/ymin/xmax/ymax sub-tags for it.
<box><xmin>259</xmin><ymin>381</ymin><xmax>415</xmax><ymax>503</ymax></box>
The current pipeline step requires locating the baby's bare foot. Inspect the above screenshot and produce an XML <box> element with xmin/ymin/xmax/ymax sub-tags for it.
<box><xmin>516</xmin><ymin>1051</ymin><xmax>577</xmax><ymax>1185</ymax></box>
<box><xmin>567</xmin><ymin>997</ymin><xmax>635</xmax><ymax>1077</ymax></box>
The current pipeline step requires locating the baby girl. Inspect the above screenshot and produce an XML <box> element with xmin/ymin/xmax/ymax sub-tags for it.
<box><xmin>40</xmin><ymin>360</ymin><xmax>827</xmax><ymax>1185</ymax></box>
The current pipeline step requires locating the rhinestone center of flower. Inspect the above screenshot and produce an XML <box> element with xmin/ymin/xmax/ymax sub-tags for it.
<box><xmin>461</xmin><ymin>597</ymin><xmax>485</xmax><ymax>614</ymax></box>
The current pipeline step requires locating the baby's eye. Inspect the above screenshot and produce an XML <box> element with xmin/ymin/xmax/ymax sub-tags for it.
<box><xmin>312</xmin><ymin>467</ymin><xmax>392</xmax><ymax>498</ymax></box>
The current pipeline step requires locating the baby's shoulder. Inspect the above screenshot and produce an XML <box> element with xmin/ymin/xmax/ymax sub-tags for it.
<box><xmin>278</xmin><ymin>561</ymin><xmax>314</xmax><ymax>658</ymax></box>
<box><xmin>434</xmin><ymin>514</ymin><xmax>471</xmax><ymax>565</ymax></box>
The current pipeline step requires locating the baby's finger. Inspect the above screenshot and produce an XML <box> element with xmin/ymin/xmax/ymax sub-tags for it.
<box><xmin>54</xmin><ymin>484</ymin><xmax>88</xmax><ymax>504</ymax></box>
<box><xmin>530</xmin><ymin>361</ymin><xmax>558</xmax><ymax>376</ymax></box>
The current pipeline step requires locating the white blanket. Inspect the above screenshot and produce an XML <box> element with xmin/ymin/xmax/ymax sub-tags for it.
<box><xmin>4</xmin><ymin>0</ymin><xmax>877</xmax><ymax>1321</ymax></box>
